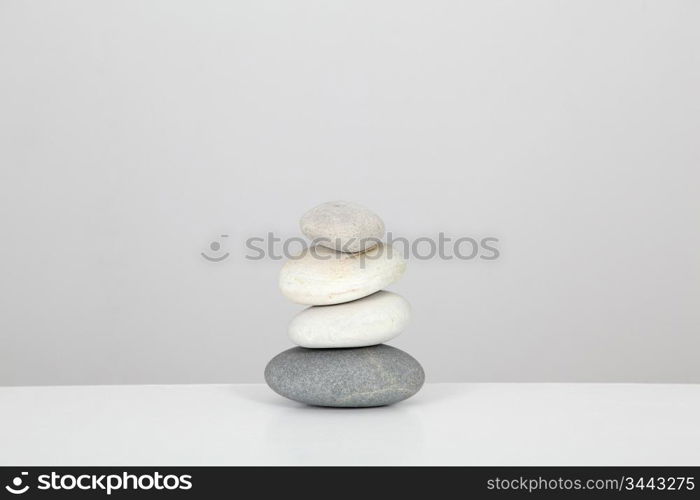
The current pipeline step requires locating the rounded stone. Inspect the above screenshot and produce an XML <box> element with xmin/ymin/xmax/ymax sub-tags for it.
<box><xmin>300</xmin><ymin>201</ymin><xmax>385</xmax><ymax>253</ymax></box>
<box><xmin>289</xmin><ymin>291</ymin><xmax>411</xmax><ymax>348</ymax></box>
<box><xmin>279</xmin><ymin>243</ymin><xmax>406</xmax><ymax>305</ymax></box>
<box><xmin>264</xmin><ymin>345</ymin><xmax>425</xmax><ymax>407</ymax></box>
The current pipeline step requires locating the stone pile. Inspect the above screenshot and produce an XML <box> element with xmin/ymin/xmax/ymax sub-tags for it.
<box><xmin>265</xmin><ymin>201</ymin><xmax>424</xmax><ymax>407</ymax></box>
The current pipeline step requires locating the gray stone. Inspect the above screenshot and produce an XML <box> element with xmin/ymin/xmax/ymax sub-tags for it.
<box><xmin>264</xmin><ymin>344</ymin><xmax>424</xmax><ymax>407</ymax></box>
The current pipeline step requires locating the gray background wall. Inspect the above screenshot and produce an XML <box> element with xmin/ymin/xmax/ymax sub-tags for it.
<box><xmin>1</xmin><ymin>0</ymin><xmax>698</xmax><ymax>386</ymax></box>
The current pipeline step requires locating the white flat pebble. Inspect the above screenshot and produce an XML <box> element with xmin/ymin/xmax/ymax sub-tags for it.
<box><xmin>279</xmin><ymin>243</ymin><xmax>406</xmax><ymax>305</ymax></box>
<box><xmin>289</xmin><ymin>291</ymin><xmax>411</xmax><ymax>348</ymax></box>
<box><xmin>300</xmin><ymin>201</ymin><xmax>385</xmax><ymax>253</ymax></box>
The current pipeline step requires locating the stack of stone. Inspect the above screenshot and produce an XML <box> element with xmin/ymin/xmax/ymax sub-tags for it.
<box><xmin>265</xmin><ymin>201</ymin><xmax>424</xmax><ymax>407</ymax></box>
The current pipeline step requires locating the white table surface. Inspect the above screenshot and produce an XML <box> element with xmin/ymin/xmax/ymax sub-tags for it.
<box><xmin>1</xmin><ymin>383</ymin><xmax>698</xmax><ymax>466</ymax></box>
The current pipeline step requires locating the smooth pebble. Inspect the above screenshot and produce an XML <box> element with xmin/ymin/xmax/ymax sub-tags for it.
<box><xmin>264</xmin><ymin>344</ymin><xmax>425</xmax><ymax>407</ymax></box>
<box><xmin>289</xmin><ymin>291</ymin><xmax>411</xmax><ymax>348</ymax></box>
<box><xmin>279</xmin><ymin>243</ymin><xmax>406</xmax><ymax>305</ymax></box>
<box><xmin>300</xmin><ymin>201</ymin><xmax>385</xmax><ymax>253</ymax></box>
